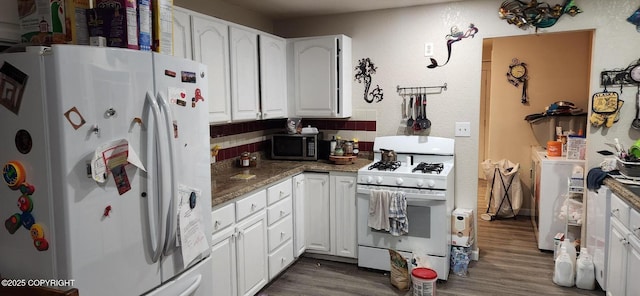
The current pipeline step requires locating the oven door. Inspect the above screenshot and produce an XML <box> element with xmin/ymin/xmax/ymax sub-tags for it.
<box><xmin>356</xmin><ymin>185</ymin><xmax>448</xmax><ymax>256</ymax></box>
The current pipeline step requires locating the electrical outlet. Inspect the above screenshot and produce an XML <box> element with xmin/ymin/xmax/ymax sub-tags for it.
<box><xmin>424</xmin><ymin>42</ymin><xmax>434</xmax><ymax>57</ymax></box>
<box><xmin>455</xmin><ymin>122</ymin><xmax>471</xmax><ymax>137</ymax></box>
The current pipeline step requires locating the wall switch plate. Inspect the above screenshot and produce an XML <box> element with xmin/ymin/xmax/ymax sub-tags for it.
<box><xmin>424</xmin><ymin>42</ymin><xmax>434</xmax><ymax>57</ymax></box>
<box><xmin>455</xmin><ymin>122</ymin><xmax>471</xmax><ymax>137</ymax></box>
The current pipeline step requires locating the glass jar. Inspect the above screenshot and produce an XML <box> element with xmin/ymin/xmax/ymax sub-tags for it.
<box><xmin>240</xmin><ymin>152</ymin><xmax>250</xmax><ymax>167</ymax></box>
<box><xmin>353</xmin><ymin>138</ymin><xmax>359</xmax><ymax>156</ymax></box>
<box><xmin>334</xmin><ymin>147</ymin><xmax>344</xmax><ymax>156</ymax></box>
<box><xmin>343</xmin><ymin>141</ymin><xmax>354</xmax><ymax>156</ymax></box>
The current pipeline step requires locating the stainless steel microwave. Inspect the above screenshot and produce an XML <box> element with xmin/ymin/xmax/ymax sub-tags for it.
<box><xmin>270</xmin><ymin>133</ymin><xmax>322</xmax><ymax>161</ymax></box>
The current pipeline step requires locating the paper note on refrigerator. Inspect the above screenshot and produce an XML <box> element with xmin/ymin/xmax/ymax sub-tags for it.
<box><xmin>91</xmin><ymin>139</ymin><xmax>146</xmax><ymax>183</ymax></box>
<box><xmin>178</xmin><ymin>185</ymin><xmax>208</xmax><ymax>267</ymax></box>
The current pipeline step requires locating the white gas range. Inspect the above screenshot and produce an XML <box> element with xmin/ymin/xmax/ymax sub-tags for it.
<box><xmin>356</xmin><ymin>136</ymin><xmax>455</xmax><ymax>280</ymax></box>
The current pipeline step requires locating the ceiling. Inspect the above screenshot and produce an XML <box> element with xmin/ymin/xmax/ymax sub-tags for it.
<box><xmin>222</xmin><ymin>0</ymin><xmax>463</xmax><ymax>20</ymax></box>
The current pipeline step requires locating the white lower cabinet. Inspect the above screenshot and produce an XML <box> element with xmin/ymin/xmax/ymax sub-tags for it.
<box><xmin>606</xmin><ymin>193</ymin><xmax>639</xmax><ymax>296</ymax></box>
<box><xmin>303</xmin><ymin>172</ymin><xmax>357</xmax><ymax>258</ymax></box>
<box><xmin>210</xmin><ymin>190</ymin><xmax>267</xmax><ymax>296</ymax></box>
<box><xmin>266</xmin><ymin>178</ymin><xmax>294</xmax><ymax>279</ymax></box>
<box><xmin>293</xmin><ymin>174</ymin><xmax>306</xmax><ymax>257</ymax></box>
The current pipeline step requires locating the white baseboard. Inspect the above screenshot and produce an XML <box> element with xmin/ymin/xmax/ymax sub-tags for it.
<box><xmin>472</xmin><ymin>248</ymin><xmax>479</xmax><ymax>261</ymax></box>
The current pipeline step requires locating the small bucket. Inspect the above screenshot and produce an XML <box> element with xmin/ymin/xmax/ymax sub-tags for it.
<box><xmin>411</xmin><ymin>267</ymin><xmax>437</xmax><ymax>296</ymax></box>
<box><xmin>547</xmin><ymin>141</ymin><xmax>562</xmax><ymax>157</ymax></box>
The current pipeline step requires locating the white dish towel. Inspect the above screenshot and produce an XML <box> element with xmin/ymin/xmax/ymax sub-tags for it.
<box><xmin>368</xmin><ymin>189</ymin><xmax>391</xmax><ymax>231</ymax></box>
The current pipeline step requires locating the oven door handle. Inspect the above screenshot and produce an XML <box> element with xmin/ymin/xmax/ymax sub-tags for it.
<box><xmin>357</xmin><ymin>186</ymin><xmax>446</xmax><ymax>202</ymax></box>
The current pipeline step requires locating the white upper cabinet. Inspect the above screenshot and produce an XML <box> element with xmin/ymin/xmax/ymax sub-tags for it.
<box><xmin>0</xmin><ymin>0</ymin><xmax>19</xmax><ymax>44</ymax></box>
<box><xmin>259</xmin><ymin>34</ymin><xmax>288</xmax><ymax>120</ymax></box>
<box><xmin>229</xmin><ymin>26</ymin><xmax>260</xmax><ymax>121</ymax></box>
<box><xmin>289</xmin><ymin>35</ymin><xmax>352</xmax><ymax>118</ymax></box>
<box><xmin>191</xmin><ymin>14</ymin><xmax>232</xmax><ymax>124</ymax></box>
<box><xmin>172</xmin><ymin>7</ymin><xmax>192</xmax><ymax>60</ymax></box>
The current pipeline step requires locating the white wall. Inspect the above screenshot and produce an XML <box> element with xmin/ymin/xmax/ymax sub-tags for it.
<box><xmin>274</xmin><ymin>0</ymin><xmax>640</xmax><ymax>215</ymax></box>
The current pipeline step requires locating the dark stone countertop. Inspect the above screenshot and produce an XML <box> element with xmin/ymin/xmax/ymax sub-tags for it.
<box><xmin>603</xmin><ymin>178</ymin><xmax>640</xmax><ymax>212</ymax></box>
<box><xmin>211</xmin><ymin>158</ymin><xmax>371</xmax><ymax>207</ymax></box>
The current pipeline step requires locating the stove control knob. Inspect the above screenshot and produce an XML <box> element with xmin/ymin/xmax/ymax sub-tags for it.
<box><xmin>395</xmin><ymin>178</ymin><xmax>403</xmax><ymax>185</ymax></box>
<box><xmin>427</xmin><ymin>180</ymin><xmax>436</xmax><ymax>188</ymax></box>
<box><xmin>365</xmin><ymin>176</ymin><xmax>373</xmax><ymax>184</ymax></box>
<box><xmin>416</xmin><ymin>180</ymin><xmax>424</xmax><ymax>187</ymax></box>
<box><xmin>376</xmin><ymin>176</ymin><xmax>383</xmax><ymax>184</ymax></box>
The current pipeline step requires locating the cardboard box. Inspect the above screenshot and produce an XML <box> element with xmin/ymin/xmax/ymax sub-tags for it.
<box><xmin>152</xmin><ymin>0</ymin><xmax>173</xmax><ymax>54</ymax></box>
<box><xmin>451</xmin><ymin>208</ymin><xmax>475</xmax><ymax>247</ymax></box>
<box><xmin>64</xmin><ymin>0</ymin><xmax>89</xmax><ymax>44</ymax></box>
<box><xmin>137</xmin><ymin>0</ymin><xmax>151</xmax><ymax>51</ymax></box>
<box><xmin>92</xmin><ymin>0</ymin><xmax>139</xmax><ymax>49</ymax></box>
<box><xmin>17</xmin><ymin>0</ymin><xmax>67</xmax><ymax>44</ymax></box>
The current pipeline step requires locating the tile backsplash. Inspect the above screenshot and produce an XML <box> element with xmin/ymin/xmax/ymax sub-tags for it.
<box><xmin>210</xmin><ymin>111</ymin><xmax>377</xmax><ymax>162</ymax></box>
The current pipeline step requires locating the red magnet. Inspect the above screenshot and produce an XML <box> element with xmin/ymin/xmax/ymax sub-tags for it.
<box><xmin>2</xmin><ymin>161</ymin><xmax>26</xmax><ymax>190</ymax></box>
<box><xmin>4</xmin><ymin>213</ymin><xmax>21</xmax><ymax>234</ymax></box>
<box><xmin>30</xmin><ymin>223</ymin><xmax>44</xmax><ymax>239</ymax></box>
<box><xmin>34</xmin><ymin>237</ymin><xmax>49</xmax><ymax>251</ymax></box>
<box><xmin>103</xmin><ymin>205</ymin><xmax>112</xmax><ymax>217</ymax></box>
<box><xmin>17</xmin><ymin>194</ymin><xmax>33</xmax><ymax>212</ymax></box>
<box><xmin>18</xmin><ymin>183</ymin><xmax>35</xmax><ymax>195</ymax></box>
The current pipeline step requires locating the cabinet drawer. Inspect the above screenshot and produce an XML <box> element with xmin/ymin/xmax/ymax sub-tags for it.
<box><xmin>268</xmin><ymin>240</ymin><xmax>294</xmax><ymax>280</ymax></box>
<box><xmin>630</xmin><ymin>208</ymin><xmax>640</xmax><ymax>239</ymax></box>
<box><xmin>236</xmin><ymin>190</ymin><xmax>267</xmax><ymax>222</ymax></box>
<box><xmin>267</xmin><ymin>178</ymin><xmax>292</xmax><ymax>205</ymax></box>
<box><xmin>267</xmin><ymin>215</ymin><xmax>293</xmax><ymax>252</ymax></box>
<box><xmin>267</xmin><ymin>196</ymin><xmax>292</xmax><ymax>225</ymax></box>
<box><xmin>211</xmin><ymin>203</ymin><xmax>235</xmax><ymax>235</ymax></box>
<box><xmin>611</xmin><ymin>194</ymin><xmax>630</xmax><ymax>228</ymax></box>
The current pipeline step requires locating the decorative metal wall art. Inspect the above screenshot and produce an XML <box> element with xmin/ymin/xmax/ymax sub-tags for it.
<box><xmin>498</xmin><ymin>0</ymin><xmax>581</xmax><ymax>32</ymax></box>
<box><xmin>427</xmin><ymin>24</ymin><xmax>479</xmax><ymax>69</ymax></box>
<box><xmin>355</xmin><ymin>58</ymin><xmax>384</xmax><ymax>103</ymax></box>
<box><xmin>600</xmin><ymin>59</ymin><xmax>640</xmax><ymax>90</ymax></box>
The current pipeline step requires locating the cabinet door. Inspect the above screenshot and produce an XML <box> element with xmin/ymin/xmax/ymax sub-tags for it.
<box><xmin>627</xmin><ymin>235</ymin><xmax>640</xmax><ymax>296</ymax></box>
<box><xmin>210</xmin><ymin>228</ymin><xmax>237</xmax><ymax>296</ymax></box>
<box><xmin>259</xmin><ymin>34</ymin><xmax>287</xmax><ymax>119</ymax></box>
<box><xmin>304</xmin><ymin>173</ymin><xmax>331</xmax><ymax>253</ymax></box>
<box><xmin>229</xmin><ymin>26</ymin><xmax>260</xmax><ymax>121</ymax></box>
<box><xmin>236</xmin><ymin>211</ymin><xmax>268</xmax><ymax>296</ymax></box>
<box><xmin>607</xmin><ymin>218</ymin><xmax>628</xmax><ymax>296</ymax></box>
<box><xmin>0</xmin><ymin>0</ymin><xmax>19</xmax><ymax>43</ymax></box>
<box><xmin>331</xmin><ymin>173</ymin><xmax>357</xmax><ymax>258</ymax></box>
<box><xmin>293</xmin><ymin>174</ymin><xmax>306</xmax><ymax>257</ymax></box>
<box><xmin>192</xmin><ymin>15</ymin><xmax>231</xmax><ymax>124</ymax></box>
<box><xmin>292</xmin><ymin>37</ymin><xmax>336</xmax><ymax>117</ymax></box>
<box><xmin>172</xmin><ymin>7</ymin><xmax>192</xmax><ymax>60</ymax></box>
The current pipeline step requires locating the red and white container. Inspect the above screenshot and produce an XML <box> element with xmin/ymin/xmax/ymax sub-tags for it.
<box><xmin>411</xmin><ymin>267</ymin><xmax>437</xmax><ymax>296</ymax></box>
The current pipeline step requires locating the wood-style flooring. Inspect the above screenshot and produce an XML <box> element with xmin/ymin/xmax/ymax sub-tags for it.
<box><xmin>259</xmin><ymin>179</ymin><xmax>605</xmax><ymax>296</ymax></box>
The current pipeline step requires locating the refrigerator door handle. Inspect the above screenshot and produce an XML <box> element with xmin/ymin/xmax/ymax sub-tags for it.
<box><xmin>177</xmin><ymin>274</ymin><xmax>202</xmax><ymax>296</ymax></box>
<box><xmin>145</xmin><ymin>92</ymin><xmax>165</xmax><ymax>263</ymax></box>
<box><xmin>156</xmin><ymin>91</ymin><xmax>179</xmax><ymax>254</ymax></box>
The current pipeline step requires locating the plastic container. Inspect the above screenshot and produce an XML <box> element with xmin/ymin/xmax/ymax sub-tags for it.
<box><xmin>576</xmin><ymin>248</ymin><xmax>595</xmax><ymax>290</ymax></box>
<box><xmin>547</xmin><ymin>141</ymin><xmax>562</xmax><ymax>157</ymax></box>
<box><xmin>411</xmin><ymin>267</ymin><xmax>437</xmax><ymax>296</ymax></box>
<box><xmin>616</xmin><ymin>156</ymin><xmax>640</xmax><ymax>177</ymax></box>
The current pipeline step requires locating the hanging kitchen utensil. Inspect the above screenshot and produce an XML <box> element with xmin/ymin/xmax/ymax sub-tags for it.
<box><xmin>401</xmin><ymin>94</ymin><xmax>407</xmax><ymax>119</ymax></box>
<box><xmin>590</xmin><ymin>83</ymin><xmax>620</xmax><ymax>127</ymax></box>
<box><xmin>633</xmin><ymin>85</ymin><xmax>640</xmax><ymax>130</ymax></box>
<box><xmin>413</xmin><ymin>96</ymin><xmax>422</xmax><ymax>131</ymax></box>
<box><xmin>422</xmin><ymin>93</ymin><xmax>431</xmax><ymax>129</ymax></box>
<box><xmin>407</xmin><ymin>96</ymin><xmax>414</xmax><ymax>127</ymax></box>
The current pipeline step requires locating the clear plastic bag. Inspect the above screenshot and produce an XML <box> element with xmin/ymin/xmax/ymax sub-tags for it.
<box><xmin>450</xmin><ymin>246</ymin><xmax>471</xmax><ymax>277</ymax></box>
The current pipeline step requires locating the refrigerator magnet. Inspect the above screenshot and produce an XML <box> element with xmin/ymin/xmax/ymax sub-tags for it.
<box><xmin>64</xmin><ymin>107</ymin><xmax>87</xmax><ymax>130</ymax></box>
<box><xmin>29</xmin><ymin>223</ymin><xmax>44</xmax><ymax>239</ymax></box>
<box><xmin>0</xmin><ymin>61</ymin><xmax>28</xmax><ymax>115</ymax></box>
<box><xmin>110</xmin><ymin>165</ymin><xmax>131</xmax><ymax>195</ymax></box>
<box><xmin>34</xmin><ymin>237</ymin><xmax>49</xmax><ymax>251</ymax></box>
<box><xmin>20</xmin><ymin>211</ymin><xmax>35</xmax><ymax>230</ymax></box>
<box><xmin>15</xmin><ymin>129</ymin><xmax>32</xmax><ymax>154</ymax></box>
<box><xmin>3</xmin><ymin>161</ymin><xmax>26</xmax><ymax>190</ymax></box>
<box><xmin>173</xmin><ymin>120</ymin><xmax>178</xmax><ymax>138</ymax></box>
<box><xmin>18</xmin><ymin>183</ymin><xmax>35</xmax><ymax>195</ymax></box>
<box><xmin>103</xmin><ymin>205</ymin><xmax>112</xmax><ymax>217</ymax></box>
<box><xmin>4</xmin><ymin>213</ymin><xmax>21</xmax><ymax>234</ymax></box>
<box><xmin>180</xmin><ymin>71</ymin><xmax>196</xmax><ymax>83</ymax></box>
<box><xmin>165</xmin><ymin>70</ymin><xmax>176</xmax><ymax>77</ymax></box>
<box><xmin>17</xmin><ymin>195</ymin><xmax>33</xmax><ymax>212</ymax></box>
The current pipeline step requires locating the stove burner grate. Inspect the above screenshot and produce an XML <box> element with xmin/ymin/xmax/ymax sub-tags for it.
<box><xmin>368</xmin><ymin>161</ymin><xmax>402</xmax><ymax>171</ymax></box>
<box><xmin>412</xmin><ymin>162</ymin><xmax>444</xmax><ymax>174</ymax></box>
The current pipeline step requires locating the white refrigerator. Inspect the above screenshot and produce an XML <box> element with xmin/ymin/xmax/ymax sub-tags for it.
<box><xmin>0</xmin><ymin>45</ymin><xmax>213</xmax><ymax>295</ymax></box>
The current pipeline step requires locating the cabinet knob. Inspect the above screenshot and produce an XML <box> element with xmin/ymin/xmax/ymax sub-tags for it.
<box><xmin>280</xmin><ymin>210</ymin><xmax>285</xmax><ymax>216</ymax></box>
<box><xmin>263</xmin><ymin>112</ymin><xmax>267</xmax><ymax>118</ymax></box>
<box><xmin>611</xmin><ymin>209</ymin><xmax>619</xmax><ymax>216</ymax></box>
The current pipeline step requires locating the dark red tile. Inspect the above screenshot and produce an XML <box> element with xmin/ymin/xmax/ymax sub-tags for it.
<box><xmin>366</xmin><ymin>121</ymin><xmax>376</xmax><ymax>131</ymax></box>
<box><xmin>345</xmin><ymin>121</ymin><xmax>356</xmax><ymax>130</ymax></box>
